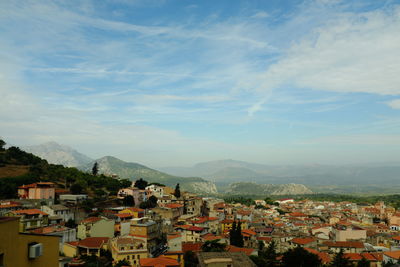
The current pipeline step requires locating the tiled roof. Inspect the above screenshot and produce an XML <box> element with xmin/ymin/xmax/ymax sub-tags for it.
<box><xmin>140</xmin><ymin>255</ymin><xmax>179</xmax><ymax>267</ymax></box>
<box><xmin>304</xmin><ymin>248</ymin><xmax>331</xmax><ymax>264</ymax></box>
<box><xmin>227</xmin><ymin>245</ymin><xmax>254</xmax><ymax>256</ymax></box>
<box><xmin>182</xmin><ymin>242</ymin><xmax>202</xmax><ymax>253</ymax></box>
<box><xmin>78</xmin><ymin>237</ymin><xmax>109</xmax><ymax>249</ymax></box>
<box><xmin>81</xmin><ymin>217</ymin><xmax>102</xmax><ymax>224</ymax></box>
<box><xmin>186</xmin><ymin>226</ymin><xmax>204</xmax><ymax>232</ymax></box>
<box><xmin>384</xmin><ymin>250</ymin><xmax>400</xmax><ymax>260</ymax></box>
<box><xmin>12</xmin><ymin>209</ymin><xmax>48</xmax><ymax>215</ymax></box>
<box><xmin>291</xmin><ymin>237</ymin><xmax>315</xmax><ymax>245</ymax></box>
<box><xmin>165</xmin><ymin>203</ymin><xmax>184</xmax><ymax>209</ymax></box>
<box><xmin>324</xmin><ymin>241</ymin><xmax>364</xmax><ymax>248</ymax></box>
<box><xmin>125</xmin><ymin>207</ymin><xmax>145</xmax><ymax>212</ymax></box>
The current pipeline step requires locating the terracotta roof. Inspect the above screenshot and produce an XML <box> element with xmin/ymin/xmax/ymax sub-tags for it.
<box><xmin>291</xmin><ymin>237</ymin><xmax>315</xmax><ymax>245</ymax></box>
<box><xmin>304</xmin><ymin>248</ymin><xmax>331</xmax><ymax>264</ymax></box>
<box><xmin>182</xmin><ymin>242</ymin><xmax>202</xmax><ymax>253</ymax></box>
<box><xmin>241</xmin><ymin>229</ymin><xmax>257</xmax><ymax>236</ymax></box>
<box><xmin>165</xmin><ymin>203</ymin><xmax>184</xmax><ymax>209</ymax></box>
<box><xmin>227</xmin><ymin>245</ymin><xmax>255</xmax><ymax>256</ymax></box>
<box><xmin>31</xmin><ymin>225</ymin><xmax>68</xmax><ymax>234</ymax></box>
<box><xmin>116</xmin><ymin>213</ymin><xmax>133</xmax><ymax>218</ymax></box>
<box><xmin>78</xmin><ymin>237</ymin><xmax>109</xmax><ymax>249</ymax></box>
<box><xmin>12</xmin><ymin>209</ymin><xmax>48</xmax><ymax>215</ymax></box>
<box><xmin>124</xmin><ymin>207</ymin><xmax>145</xmax><ymax>212</ymax></box>
<box><xmin>81</xmin><ymin>217</ymin><xmax>102</xmax><ymax>224</ymax></box>
<box><xmin>257</xmin><ymin>237</ymin><xmax>272</xmax><ymax>242</ymax></box>
<box><xmin>140</xmin><ymin>255</ymin><xmax>179</xmax><ymax>267</ymax></box>
<box><xmin>393</xmin><ymin>236</ymin><xmax>400</xmax><ymax>241</ymax></box>
<box><xmin>384</xmin><ymin>250</ymin><xmax>400</xmax><ymax>260</ymax></box>
<box><xmin>324</xmin><ymin>241</ymin><xmax>364</xmax><ymax>248</ymax></box>
<box><xmin>186</xmin><ymin>226</ymin><xmax>204</xmax><ymax>232</ymax></box>
<box><xmin>167</xmin><ymin>234</ymin><xmax>181</xmax><ymax>240</ymax></box>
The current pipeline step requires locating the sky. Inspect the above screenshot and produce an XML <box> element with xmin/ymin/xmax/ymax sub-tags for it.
<box><xmin>1</xmin><ymin>0</ymin><xmax>400</xmax><ymax>167</ymax></box>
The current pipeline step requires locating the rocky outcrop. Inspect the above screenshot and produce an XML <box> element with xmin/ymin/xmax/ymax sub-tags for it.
<box><xmin>226</xmin><ymin>182</ymin><xmax>313</xmax><ymax>195</ymax></box>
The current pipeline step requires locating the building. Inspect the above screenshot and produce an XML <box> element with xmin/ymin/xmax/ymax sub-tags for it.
<box><xmin>30</xmin><ymin>225</ymin><xmax>76</xmax><ymax>252</ymax></box>
<box><xmin>0</xmin><ymin>200</ymin><xmax>22</xmax><ymax>215</ymax></box>
<box><xmin>63</xmin><ymin>237</ymin><xmax>109</xmax><ymax>257</ymax></box>
<box><xmin>18</xmin><ymin>182</ymin><xmax>55</xmax><ymax>200</ymax></box>
<box><xmin>119</xmin><ymin>207</ymin><xmax>145</xmax><ymax>218</ymax></box>
<box><xmin>0</xmin><ymin>217</ymin><xmax>59</xmax><ymax>267</ymax></box>
<box><xmin>59</xmin><ymin>194</ymin><xmax>88</xmax><ymax>204</ymax></box>
<box><xmin>77</xmin><ymin>217</ymin><xmax>115</xmax><ymax>239</ymax></box>
<box><xmin>7</xmin><ymin>209</ymin><xmax>49</xmax><ymax>232</ymax></box>
<box><xmin>42</xmin><ymin>204</ymin><xmax>74</xmax><ymax>222</ymax></box>
<box><xmin>110</xmin><ymin>236</ymin><xmax>148</xmax><ymax>267</ymax></box>
<box><xmin>197</xmin><ymin>252</ymin><xmax>257</xmax><ymax>267</ymax></box>
<box><xmin>130</xmin><ymin>217</ymin><xmax>159</xmax><ymax>254</ymax></box>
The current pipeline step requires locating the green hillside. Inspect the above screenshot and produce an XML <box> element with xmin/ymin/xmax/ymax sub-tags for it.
<box><xmin>79</xmin><ymin>156</ymin><xmax>217</xmax><ymax>194</ymax></box>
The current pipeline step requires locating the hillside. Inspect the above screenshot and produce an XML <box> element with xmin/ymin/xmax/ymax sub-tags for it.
<box><xmin>226</xmin><ymin>182</ymin><xmax>313</xmax><ymax>195</ymax></box>
<box><xmin>79</xmin><ymin>156</ymin><xmax>217</xmax><ymax>194</ymax></box>
<box><xmin>23</xmin><ymin>142</ymin><xmax>93</xmax><ymax>167</ymax></box>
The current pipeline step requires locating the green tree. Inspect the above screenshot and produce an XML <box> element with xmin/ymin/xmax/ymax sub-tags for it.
<box><xmin>229</xmin><ymin>220</ymin><xmax>237</xmax><ymax>245</ymax></box>
<box><xmin>174</xmin><ymin>183</ymin><xmax>181</xmax><ymax>198</ymax></box>
<box><xmin>281</xmin><ymin>247</ymin><xmax>322</xmax><ymax>267</ymax></box>
<box><xmin>357</xmin><ymin>257</ymin><xmax>370</xmax><ymax>267</ymax></box>
<box><xmin>383</xmin><ymin>259</ymin><xmax>395</xmax><ymax>267</ymax></box>
<box><xmin>258</xmin><ymin>240</ymin><xmax>265</xmax><ymax>251</ymax></box>
<box><xmin>65</xmin><ymin>218</ymin><xmax>76</xmax><ymax>228</ymax></box>
<box><xmin>114</xmin><ymin>259</ymin><xmax>130</xmax><ymax>267</ymax></box>
<box><xmin>264</xmin><ymin>241</ymin><xmax>279</xmax><ymax>267</ymax></box>
<box><xmin>249</xmin><ymin>255</ymin><xmax>268</xmax><ymax>267</ymax></box>
<box><xmin>92</xmin><ymin>162</ymin><xmax>99</xmax><ymax>176</ymax></box>
<box><xmin>123</xmin><ymin>195</ymin><xmax>135</xmax><ymax>207</ymax></box>
<box><xmin>0</xmin><ymin>139</ymin><xmax>5</xmax><ymax>151</ymax></box>
<box><xmin>201</xmin><ymin>239</ymin><xmax>227</xmax><ymax>252</ymax></box>
<box><xmin>236</xmin><ymin>220</ymin><xmax>244</xmax><ymax>247</ymax></box>
<box><xmin>134</xmin><ymin>178</ymin><xmax>148</xmax><ymax>190</ymax></box>
<box><xmin>329</xmin><ymin>249</ymin><xmax>352</xmax><ymax>267</ymax></box>
<box><xmin>70</xmin><ymin>183</ymin><xmax>84</xmax><ymax>194</ymax></box>
<box><xmin>184</xmin><ymin>251</ymin><xmax>198</xmax><ymax>267</ymax></box>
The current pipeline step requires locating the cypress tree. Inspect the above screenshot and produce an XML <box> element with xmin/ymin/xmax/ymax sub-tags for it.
<box><xmin>236</xmin><ymin>220</ymin><xmax>244</xmax><ymax>247</ymax></box>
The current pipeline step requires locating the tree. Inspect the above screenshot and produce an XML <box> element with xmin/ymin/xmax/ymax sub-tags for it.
<box><xmin>383</xmin><ymin>259</ymin><xmax>396</xmax><ymax>267</ymax></box>
<box><xmin>123</xmin><ymin>195</ymin><xmax>135</xmax><ymax>207</ymax></box>
<box><xmin>70</xmin><ymin>183</ymin><xmax>84</xmax><ymax>194</ymax></box>
<box><xmin>229</xmin><ymin>220</ymin><xmax>237</xmax><ymax>245</ymax></box>
<box><xmin>201</xmin><ymin>239</ymin><xmax>227</xmax><ymax>252</ymax></box>
<box><xmin>174</xmin><ymin>183</ymin><xmax>181</xmax><ymax>198</ymax></box>
<box><xmin>281</xmin><ymin>247</ymin><xmax>322</xmax><ymax>267</ymax></box>
<box><xmin>134</xmin><ymin>178</ymin><xmax>148</xmax><ymax>190</ymax></box>
<box><xmin>114</xmin><ymin>259</ymin><xmax>130</xmax><ymax>267</ymax></box>
<box><xmin>329</xmin><ymin>249</ymin><xmax>352</xmax><ymax>267</ymax></box>
<box><xmin>0</xmin><ymin>139</ymin><xmax>5</xmax><ymax>151</ymax></box>
<box><xmin>65</xmin><ymin>218</ymin><xmax>76</xmax><ymax>228</ymax></box>
<box><xmin>263</xmin><ymin>240</ymin><xmax>279</xmax><ymax>267</ymax></box>
<box><xmin>236</xmin><ymin>220</ymin><xmax>244</xmax><ymax>247</ymax></box>
<box><xmin>184</xmin><ymin>251</ymin><xmax>199</xmax><ymax>267</ymax></box>
<box><xmin>258</xmin><ymin>240</ymin><xmax>265</xmax><ymax>251</ymax></box>
<box><xmin>357</xmin><ymin>257</ymin><xmax>370</xmax><ymax>267</ymax></box>
<box><xmin>92</xmin><ymin>162</ymin><xmax>98</xmax><ymax>176</ymax></box>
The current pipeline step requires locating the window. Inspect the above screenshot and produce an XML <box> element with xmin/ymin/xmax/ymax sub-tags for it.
<box><xmin>127</xmin><ymin>255</ymin><xmax>130</xmax><ymax>260</ymax></box>
<box><xmin>0</xmin><ymin>253</ymin><xmax>4</xmax><ymax>267</ymax></box>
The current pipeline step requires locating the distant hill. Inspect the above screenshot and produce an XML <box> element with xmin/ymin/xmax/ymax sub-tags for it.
<box><xmin>160</xmin><ymin>159</ymin><xmax>400</xmax><ymax>193</ymax></box>
<box><xmin>79</xmin><ymin>156</ymin><xmax>217</xmax><ymax>194</ymax></box>
<box><xmin>23</xmin><ymin>142</ymin><xmax>93</xmax><ymax>167</ymax></box>
<box><xmin>226</xmin><ymin>182</ymin><xmax>313</xmax><ymax>195</ymax></box>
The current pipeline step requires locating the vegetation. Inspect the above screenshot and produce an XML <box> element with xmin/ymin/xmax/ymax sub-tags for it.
<box><xmin>224</xmin><ymin>196</ymin><xmax>255</xmax><ymax>206</ymax></box>
<box><xmin>139</xmin><ymin>195</ymin><xmax>158</xmax><ymax>209</ymax></box>
<box><xmin>184</xmin><ymin>251</ymin><xmax>198</xmax><ymax>267</ymax></box>
<box><xmin>329</xmin><ymin>249</ymin><xmax>352</xmax><ymax>267</ymax></box>
<box><xmin>0</xmin><ymin>140</ymin><xmax>131</xmax><ymax>199</ymax></box>
<box><xmin>134</xmin><ymin>178</ymin><xmax>148</xmax><ymax>190</ymax></box>
<box><xmin>92</xmin><ymin>162</ymin><xmax>99</xmax><ymax>176</ymax></box>
<box><xmin>229</xmin><ymin>220</ymin><xmax>244</xmax><ymax>247</ymax></box>
<box><xmin>251</xmin><ymin>240</ymin><xmax>279</xmax><ymax>267</ymax></box>
<box><xmin>174</xmin><ymin>183</ymin><xmax>181</xmax><ymax>198</ymax></box>
<box><xmin>201</xmin><ymin>239</ymin><xmax>226</xmax><ymax>252</ymax></box>
<box><xmin>281</xmin><ymin>247</ymin><xmax>322</xmax><ymax>267</ymax></box>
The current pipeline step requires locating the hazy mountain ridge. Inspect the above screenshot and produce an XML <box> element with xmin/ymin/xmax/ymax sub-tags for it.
<box><xmin>227</xmin><ymin>182</ymin><xmax>313</xmax><ymax>195</ymax></box>
<box><xmin>160</xmin><ymin>159</ymin><xmax>400</xmax><ymax>188</ymax></box>
<box><xmin>23</xmin><ymin>142</ymin><xmax>93</xmax><ymax>167</ymax></box>
<box><xmin>79</xmin><ymin>156</ymin><xmax>217</xmax><ymax>194</ymax></box>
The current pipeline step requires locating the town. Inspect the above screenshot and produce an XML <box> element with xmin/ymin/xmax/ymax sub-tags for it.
<box><xmin>3</xmin><ymin>175</ymin><xmax>400</xmax><ymax>266</ymax></box>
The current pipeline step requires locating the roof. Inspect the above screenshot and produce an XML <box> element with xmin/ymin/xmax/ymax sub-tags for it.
<box><xmin>304</xmin><ymin>248</ymin><xmax>331</xmax><ymax>264</ymax></box>
<box><xmin>78</xmin><ymin>237</ymin><xmax>109</xmax><ymax>249</ymax></box>
<box><xmin>182</xmin><ymin>242</ymin><xmax>203</xmax><ymax>253</ymax></box>
<box><xmin>124</xmin><ymin>207</ymin><xmax>145</xmax><ymax>212</ymax></box>
<box><xmin>324</xmin><ymin>241</ymin><xmax>364</xmax><ymax>248</ymax></box>
<box><xmin>186</xmin><ymin>226</ymin><xmax>204</xmax><ymax>232</ymax></box>
<box><xmin>31</xmin><ymin>225</ymin><xmax>69</xmax><ymax>234</ymax></box>
<box><xmin>12</xmin><ymin>209</ymin><xmax>48</xmax><ymax>216</ymax></box>
<box><xmin>197</xmin><ymin>252</ymin><xmax>256</xmax><ymax>267</ymax></box>
<box><xmin>384</xmin><ymin>250</ymin><xmax>400</xmax><ymax>260</ymax></box>
<box><xmin>291</xmin><ymin>237</ymin><xmax>315</xmax><ymax>245</ymax></box>
<box><xmin>241</xmin><ymin>229</ymin><xmax>257</xmax><ymax>237</ymax></box>
<box><xmin>50</xmin><ymin>204</ymin><xmax>69</xmax><ymax>211</ymax></box>
<box><xmin>140</xmin><ymin>255</ymin><xmax>179</xmax><ymax>267</ymax></box>
<box><xmin>81</xmin><ymin>217</ymin><xmax>102</xmax><ymax>224</ymax></box>
<box><xmin>227</xmin><ymin>245</ymin><xmax>255</xmax><ymax>256</ymax></box>
<box><xmin>165</xmin><ymin>203</ymin><xmax>184</xmax><ymax>209</ymax></box>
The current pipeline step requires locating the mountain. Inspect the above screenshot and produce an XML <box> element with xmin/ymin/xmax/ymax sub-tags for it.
<box><xmin>226</xmin><ymin>182</ymin><xmax>313</xmax><ymax>195</ymax></box>
<box><xmin>79</xmin><ymin>156</ymin><xmax>217</xmax><ymax>194</ymax></box>
<box><xmin>160</xmin><ymin>159</ymin><xmax>400</xmax><ymax>193</ymax></box>
<box><xmin>23</xmin><ymin>142</ymin><xmax>93</xmax><ymax>167</ymax></box>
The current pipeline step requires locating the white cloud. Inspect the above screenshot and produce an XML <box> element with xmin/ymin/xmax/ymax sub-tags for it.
<box><xmin>251</xmin><ymin>11</ymin><xmax>269</xmax><ymax>19</ymax></box>
<box><xmin>387</xmin><ymin>99</ymin><xmax>400</xmax><ymax>109</ymax></box>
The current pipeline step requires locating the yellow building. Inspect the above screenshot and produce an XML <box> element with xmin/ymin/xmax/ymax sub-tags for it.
<box><xmin>220</xmin><ymin>220</ymin><xmax>248</xmax><ymax>233</ymax></box>
<box><xmin>0</xmin><ymin>217</ymin><xmax>59</xmax><ymax>267</ymax></box>
<box><xmin>110</xmin><ymin>236</ymin><xmax>148</xmax><ymax>267</ymax></box>
<box><xmin>130</xmin><ymin>218</ymin><xmax>159</xmax><ymax>253</ymax></box>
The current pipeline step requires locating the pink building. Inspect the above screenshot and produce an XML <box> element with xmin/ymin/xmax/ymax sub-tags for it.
<box><xmin>18</xmin><ymin>182</ymin><xmax>55</xmax><ymax>199</ymax></box>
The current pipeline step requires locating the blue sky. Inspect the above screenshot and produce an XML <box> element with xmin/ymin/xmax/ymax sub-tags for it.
<box><xmin>1</xmin><ymin>0</ymin><xmax>400</xmax><ymax>167</ymax></box>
